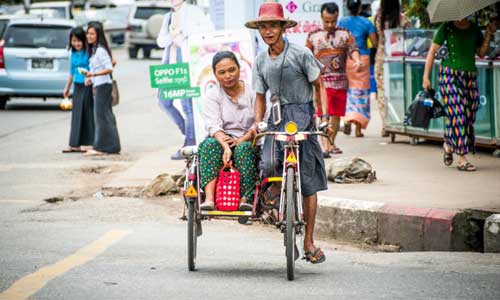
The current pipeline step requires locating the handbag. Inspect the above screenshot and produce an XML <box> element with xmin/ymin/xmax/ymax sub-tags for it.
<box><xmin>404</xmin><ymin>88</ymin><xmax>443</xmax><ymax>129</ymax></box>
<box><xmin>215</xmin><ymin>162</ymin><xmax>241</xmax><ymax>211</ymax></box>
<box><xmin>434</xmin><ymin>23</ymin><xmax>450</xmax><ymax>60</ymax></box>
<box><xmin>111</xmin><ymin>80</ymin><xmax>119</xmax><ymax>106</ymax></box>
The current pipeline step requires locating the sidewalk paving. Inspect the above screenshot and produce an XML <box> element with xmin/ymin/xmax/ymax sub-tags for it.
<box><xmin>103</xmin><ymin>102</ymin><xmax>500</xmax><ymax>252</ymax></box>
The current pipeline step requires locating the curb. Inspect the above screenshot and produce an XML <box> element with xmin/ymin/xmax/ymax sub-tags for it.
<box><xmin>316</xmin><ymin>196</ymin><xmax>486</xmax><ymax>252</ymax></box>
<box><xmin>102</xmin><ymin>162</ymin><xmax>494</xmax><ymax>252</ymax></box>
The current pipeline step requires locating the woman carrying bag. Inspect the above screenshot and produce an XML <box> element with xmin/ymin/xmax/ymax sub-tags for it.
<box><xmin>423</xmin><ymin>18</ymin><xmax>497</xmax><ymax>171</ymax></box>
<box><xmin>198</xmin><ymin>51</ymin><xmax>258</xmax><ymax>211</ymax></box>
<box><xmin>83</xmin><ymin>22</ymin><xmax>121</xmax><ymax>156</ymax></box>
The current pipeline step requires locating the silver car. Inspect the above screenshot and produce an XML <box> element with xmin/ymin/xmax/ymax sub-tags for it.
<box><xmin>0</xmin><ymin>18</ymin><xmax>75</xmax><ymax>109</ymax></box>
<box><xmin>126</xmin><ymin>1</ymin><xmax>171</xmax><ymax>59</ymax></box>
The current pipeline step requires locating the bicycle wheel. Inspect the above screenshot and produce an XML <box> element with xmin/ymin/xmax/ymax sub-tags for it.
<box><xmin>187</xmin><ymin>200</ymin><xmax>197</xmax><ymax>271</ymax></box>
<box><xmin>285</xmin><ymin>166</ymin><xmax>296</xmax><ymax>281</ymax></box>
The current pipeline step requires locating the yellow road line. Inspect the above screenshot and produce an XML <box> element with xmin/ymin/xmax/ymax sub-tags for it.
<box><xmin>0</xmin><ymin>229</ymin><xmax>131</xmax><ymax>300</ymax></box>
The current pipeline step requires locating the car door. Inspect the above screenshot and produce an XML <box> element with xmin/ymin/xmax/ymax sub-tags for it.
<box><xmin>3</xmin><ymin>24</ymin><xmax>72</xmax><ymax>95</ymax></box>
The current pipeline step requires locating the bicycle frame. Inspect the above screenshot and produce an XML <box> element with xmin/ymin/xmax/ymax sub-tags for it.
<box><xmin>254</xmin><ymin>128</ymin><xmax>330</xmax><ymax>227</ymax></box>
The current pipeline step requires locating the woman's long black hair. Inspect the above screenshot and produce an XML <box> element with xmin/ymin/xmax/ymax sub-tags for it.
<box><xmin>69</xmin><ymin>26</ymin><xmax>87</xmax><ymax>52</ymax></box>
<box><xmin>347</xmin><ymin>0</ymin><xmax>362</xmax><ymax>16</ymax></box>
<box><xmin>380</xmin><ymin>0</ymin><xmax>401</xmax><ymax>29</ymax></box>
<box><xmin>87</xmin><ymin>21</ymin><xmax>112</xmax><ymax>58</ymax></box>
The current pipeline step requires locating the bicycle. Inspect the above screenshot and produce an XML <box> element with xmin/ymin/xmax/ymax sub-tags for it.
<box><xmin>181</xmin><ymin>120</ymin><xmax>330</xmax><ymax>280</ymax></box>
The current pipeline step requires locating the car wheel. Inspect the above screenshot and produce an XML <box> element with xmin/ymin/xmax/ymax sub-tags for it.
<box><xmin>143</xmin><ymin>47</ymin><xmax>152</xmax><ymax>59</ymax></box>
<box><xmin>128</xmin><ymin>46</ymin><xmax>138</xmax><ymax>59</ymax></box>
<box><xmin>0</xmin><ymin>97</ymin><xmax>9</xmax><ymax>110</ymax></box>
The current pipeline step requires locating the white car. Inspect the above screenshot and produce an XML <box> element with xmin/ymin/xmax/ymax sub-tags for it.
<box><xmin>126</xmin><ymin>1</ymin><xmax>171</xmax><ymax>59</ymax></box>
<box><xmin>28</xmin><ymin>1</ymin><xmax>74</xmax><ymax>20</ymax></box>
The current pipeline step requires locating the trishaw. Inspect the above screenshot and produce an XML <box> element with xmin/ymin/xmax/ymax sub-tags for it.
<box><xmin>181</xmin><ymin>120</ymin><xmax>329</xmax><ymax>281</ymax></box>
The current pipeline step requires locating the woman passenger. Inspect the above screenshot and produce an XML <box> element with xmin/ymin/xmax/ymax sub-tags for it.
<box><xmin>198</xmin><ymin>51</ymin><xmax>258</xmax><ymax>211</ymax></box>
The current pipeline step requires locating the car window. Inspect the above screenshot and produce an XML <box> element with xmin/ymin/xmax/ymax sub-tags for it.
<box><xmin>134</xmin><ymin>7</ymin><xmax>170</xmax><ymax>20</ymax></box>
<box><xmin>29</xmin><ymin>7</ymin><xmax>67</xmax><ymax>19</ymax></box>
<box><xmin>4</xmin><ymin>25</ymin><xmax>72</xmax><ymax>49</ymax></box>
<box><xmin>0</xmin><ymin>20</ymin><xmax>8</xmax><ymax>39</ymax></box>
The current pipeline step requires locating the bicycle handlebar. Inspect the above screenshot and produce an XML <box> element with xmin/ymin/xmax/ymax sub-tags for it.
<box><xmin>252</xmin><ymin>130</ymin><xmax>333</xmax><ymax>146</ymax></box>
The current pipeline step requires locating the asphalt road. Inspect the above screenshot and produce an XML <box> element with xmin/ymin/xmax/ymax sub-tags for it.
<box><xmin>1</xmin><ymin>49</ymin><xmax>500</xmax><ymax>300</ymax></box>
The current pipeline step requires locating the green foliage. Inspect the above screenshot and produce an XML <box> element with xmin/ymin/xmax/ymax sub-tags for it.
<box><xmin>404</xmin><ymin>0</ymin><xmax>436</xmax><ymax>29</ymax></box>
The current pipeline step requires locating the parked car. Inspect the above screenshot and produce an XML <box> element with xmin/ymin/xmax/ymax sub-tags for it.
<box><xmin>1</xmin><ymin>15</ymin><xmax>35</xmax><ymax>39</ymax></box>
<box><xmin>74</xmin><ymin>5</ymin><xmax>130</xmax><ymax>46</ymax></box>
<box><xmin>126</xmin><ymin>1</ymin><xmax>171</xmax><ymax>59</ymax></box>
<box><xmin>0</xmin><ymin>18</ymin><xmax>75</xmax><ymax>109</ymax></box>
<box><xmin>29</xmin><ymin>1</ymin><xmax>73</xmax><ymax>20</ymax></box>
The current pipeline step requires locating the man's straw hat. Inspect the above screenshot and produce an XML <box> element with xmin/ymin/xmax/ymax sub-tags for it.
<box><xmin>245</xmin><ymin>2</ymin><xmax>297</xmax><ymax>29</ymax></box>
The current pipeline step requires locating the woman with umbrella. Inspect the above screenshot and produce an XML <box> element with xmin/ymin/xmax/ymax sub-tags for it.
<box><xmin>423</xmin><ymin>2</ymin><xmax>497</xmax><ymax>171</ymax></box>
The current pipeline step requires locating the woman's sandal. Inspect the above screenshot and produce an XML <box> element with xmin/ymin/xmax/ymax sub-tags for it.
<box><xmin>239</xmin><ymin>198</ymin><xmax>253</xmax><ymax>211</ymax></box>
<box><xmin>330</xmin><ymin>148</ymin><xmax>343</xmax><ymax>155</ymax></box>
<box><xmin>62</xmin><ymin>147</ymin><xmax>84</xmax><ymax>153</ymax></box>
<box><xmin>302</xmin><ymin>247</ymin><xmax>326</xmax><ymax>264</ymax></box>
<box><xmin>443</xmin><ymin>145</ymin><xmax>453</xmax><ymax>166</ymax></box>
<box><xmin>457</xmin><ymin>162</ymin><xmax>477</xmax><ymax>172</ymax></box>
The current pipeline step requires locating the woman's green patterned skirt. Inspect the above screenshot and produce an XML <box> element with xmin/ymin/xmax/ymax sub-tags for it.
<box><xmin>198</xmin><ymin>138</ymin><xmax>258</xmax><ymax>202</ymax></box>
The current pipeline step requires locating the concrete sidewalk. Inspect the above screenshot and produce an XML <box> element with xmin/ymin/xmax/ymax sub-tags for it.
<box><xmin>102</xmin><ymin>102</ymin><xmax>500</xmax><ymax>252</ymax></box>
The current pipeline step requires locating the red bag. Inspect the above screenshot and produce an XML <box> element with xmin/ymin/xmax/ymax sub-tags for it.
<box><xmin>215</xmin><ymin>162</ymin><xmax>240</xmax><ymax>211</ymax></box>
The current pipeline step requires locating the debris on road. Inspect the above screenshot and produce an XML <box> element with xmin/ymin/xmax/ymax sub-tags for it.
<box><xmin>142</xmin><ymin>173</ymin><xmax>180</xmax><ymax>198</ymax></box>
<box><xmin>326</xmin><ymin>157</ymin><xmax>377</xmax><ymax>184</ymax></box>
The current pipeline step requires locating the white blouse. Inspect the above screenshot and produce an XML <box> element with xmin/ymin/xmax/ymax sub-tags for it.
<box><xmin>204</xmin><ymin>82</ymin><xmax>255</xmax><ymax>138</ymax></box>
<box><xmin>89</xmin><ymin>46</ymin><xmax>113</xmax><ymax>87</ymax></box>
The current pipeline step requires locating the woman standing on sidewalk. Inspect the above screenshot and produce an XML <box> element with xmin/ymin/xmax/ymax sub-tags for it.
<box><xmin>83</xmin><ymin>22</ymin><xmax>121</xmax><ymax>156</ymax></box>
<box><xmin>374</xmin><ymin>0</ymin><xmax>411</xmax><ymax>137</ymax></box>
<box><xmin>339</xmin><ymin>0</ymin><xmax>378</xmax><ymax>138</ymax></box>
<box><xmin>62</xmin><ymin>27</ymin><xmax>94</xmax><ymax>153</ymax></box>
<box><xmin>423</xmin><ymin>19</ymin><xmax>497</xmax><ymax>171</ymax></box>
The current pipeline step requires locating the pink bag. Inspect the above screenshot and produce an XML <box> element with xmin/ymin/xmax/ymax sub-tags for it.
<box><xmin>215</xmin><ymin>162</ymin><xmax>240</xmax><ymax>211</ymax></box>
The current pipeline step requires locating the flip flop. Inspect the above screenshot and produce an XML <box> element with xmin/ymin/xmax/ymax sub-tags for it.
<box><xmin>329</xmin><ymin>148</ymin><xmax>343</xmax><ymax>155</ymax></box>
<box><xmin>62</xmin><ymin>148</ymin><xmax>84</xmax><ymax>153</ymax></box>
<box><xmin>239</xmin><ymin>203</ymin><xmax>253</xmax><ymax>211</ymax></box>
<box><xmin>200</xmin><ymin>200</ymin><xmax>214</xmax><ymax>211</ymax></box>
<box><xmin>443</xmin><ymin>145</ymin><xmax>453</xmax><ymax>166</ymax></box>
<box><xmin>302</xmin><ymin>247</ymin><xmax>326</xmax><ymax>264</ymax></box>
<box><xmin>457</xmin><ymin>162</ymin><xmax>476</xmax><ymax>172</ymax></box>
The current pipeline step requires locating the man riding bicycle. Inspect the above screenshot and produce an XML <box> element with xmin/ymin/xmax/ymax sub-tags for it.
<box><xmin>246</xmin><ymin>2</ymin><xmax>329</xmax><ymax>264</ymax></box>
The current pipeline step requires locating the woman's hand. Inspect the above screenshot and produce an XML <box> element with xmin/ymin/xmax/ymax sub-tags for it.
<box><xmin>222</xmin><ymin>146</ymin><xmax>232</xmax><ymax>163</ymax></box>
<box><xmin>63</xmin><ymin>87</ymin><xmax>70</xmax><ymax>99</ymax></box>
<box><xmin>486</xmin><ymin>22</ymin><xmax>497</xmax><ymax>36</ymax></box>
<box><xmin>422</xmin><ymin>77</ymin><xmax>431</xmax><ymax>91</ymax></box>
<box><xmin>83</xmin><ymin>71</ymin><xmax>93</xmax><ymax>78</ymax></box>
<box><xmin>84</xmin><ymin>78</ymin><xmax>92</xmax><ymax>86</ymax></box>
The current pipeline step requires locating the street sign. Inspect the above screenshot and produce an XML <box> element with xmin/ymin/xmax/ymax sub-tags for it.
<box><xmin>149</xmin><ymin>63</ymin><xmax>191</xmax><ymax>89</ymax></box>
